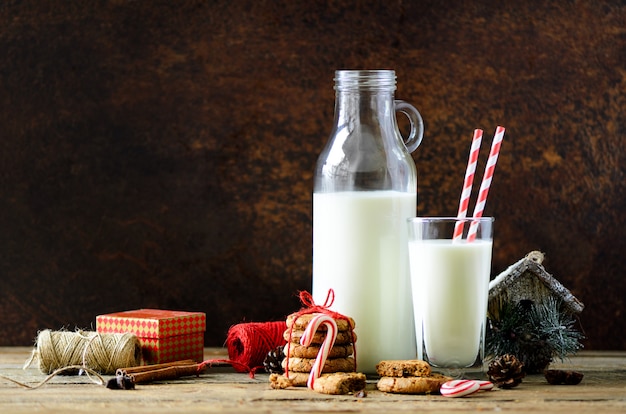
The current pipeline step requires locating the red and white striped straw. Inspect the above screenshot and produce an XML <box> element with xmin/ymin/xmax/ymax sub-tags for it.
<box><xmin>467</xmin><ymin>125</ymin><xmax>506</xmax><ymax>241</ymax></box>
<box><xmin>453</xmin><ymin>129</ymin><xmax>484</xmax><ymax>240</ymax></box>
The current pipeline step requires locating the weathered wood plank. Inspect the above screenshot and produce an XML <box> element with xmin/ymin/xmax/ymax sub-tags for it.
<box><xmin>1</xmin><ymin>348</ymin><xmax>625</xmax><ymax>413</ymax></box>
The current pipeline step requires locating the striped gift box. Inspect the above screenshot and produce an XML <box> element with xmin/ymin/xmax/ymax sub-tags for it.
<box><xmin>97</xmin><ymin>309</ymin><xmax>206</xmax><ymax>365</ymax></box>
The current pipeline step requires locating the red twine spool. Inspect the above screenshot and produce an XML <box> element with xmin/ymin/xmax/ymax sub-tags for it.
<box><xmin>222</xmin><ymin>321</ymin><xmax>287</xmax><ymax>375</ymax></box>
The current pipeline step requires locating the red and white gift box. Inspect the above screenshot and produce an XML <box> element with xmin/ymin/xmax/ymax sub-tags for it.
<box><xmin>96</xmin><ymin>309</ymin><xmax>206</xmax><ymax>365</ymax></box>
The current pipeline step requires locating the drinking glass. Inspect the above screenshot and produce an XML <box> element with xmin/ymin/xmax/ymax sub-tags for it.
<box><xmin>407</xmin><ymin>217</ymin><xmax>494</xmax><ymax>376</ymax></box>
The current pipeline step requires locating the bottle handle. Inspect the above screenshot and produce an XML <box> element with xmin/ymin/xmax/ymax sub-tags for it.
<box><xmin>394</xmin><ymin>100</ymin><xmax>424</xmax><ymax>153</ymax></box>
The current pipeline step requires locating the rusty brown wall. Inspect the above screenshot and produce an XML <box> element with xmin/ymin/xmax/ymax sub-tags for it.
<box><xmin>0</xmin><ymin>0</ymin><xmax>624</xmax><ymax>349</ymax></box>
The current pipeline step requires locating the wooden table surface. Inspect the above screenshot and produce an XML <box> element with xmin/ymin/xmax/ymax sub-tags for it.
<box><xmin>1</xmin><ymin>347</ymin><xmax>625</xmax><ymax>413</ymax></box>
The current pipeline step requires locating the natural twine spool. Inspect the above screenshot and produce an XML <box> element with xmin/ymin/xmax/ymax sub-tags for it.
<box><xmin>28</xmin><ymin>330</ymin><xmax>142</xmax><ymax>375</ymax></box>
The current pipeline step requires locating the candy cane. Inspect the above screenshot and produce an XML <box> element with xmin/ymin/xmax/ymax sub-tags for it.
<box><xmin>440</xmin><ymin>379</ymin><xmax>493</xmax><ymax>397</ymax></box>
<box><xmin>299</xmin><ymin>314</ymin><xmax>338</xmax><ymax>390</ymax></box>
<box><xmin>440</xmin><ymin>379</ymin><xmax>481</xmax><ymax>397</ymax></box>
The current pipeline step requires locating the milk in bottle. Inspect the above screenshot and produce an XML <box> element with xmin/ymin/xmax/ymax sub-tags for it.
<box><xmin>312</xmin><ymin>70</ymin><xmax>424</xmax><ymax>373</ymax></box>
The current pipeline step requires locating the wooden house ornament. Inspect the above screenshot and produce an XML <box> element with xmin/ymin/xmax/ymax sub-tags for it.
<box><xmin>488</xmin><ymin>251</ymin><xmax>584</xmax><ymax>320</ymax></box>
<box><xmin>486</xmin><ymin>251</ymin><xmax>585</xmax><ymax>373</ymax></box>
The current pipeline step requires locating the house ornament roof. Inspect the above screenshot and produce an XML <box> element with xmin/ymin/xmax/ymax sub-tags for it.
<box><xmin>488</xmin><ymin>251</ymin><xmax>584</xmax><ymax>316</ymax></box>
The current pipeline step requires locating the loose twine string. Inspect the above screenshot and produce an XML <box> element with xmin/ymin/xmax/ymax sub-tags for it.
<box><xmin>0</xmin><ymin>330</ymin><xmax>141</xmax><ymax>389</ymax></box>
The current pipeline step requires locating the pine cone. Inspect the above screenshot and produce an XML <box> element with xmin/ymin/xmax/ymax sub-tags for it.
<box><xmin>263</xmin><ymin>346</ymin><xmax>285</xmax><ymax>374</ymax></box>
<box><xmin>544</xmin><ymin>369</ymin><xmax>584</xmax><ymax>385</ymax></box>
<box><xmin>487</xmin><ymin>354</ymin><xmax>526</xmax><ymax>388</ymax></box>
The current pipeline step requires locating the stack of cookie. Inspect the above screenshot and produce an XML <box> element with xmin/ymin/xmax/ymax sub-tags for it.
<box><xmin>278</xmin><ymin>311</ymin><xmax>357</xmax><ymax>387</ymax></box>
<box><xmin>376</xmin><ymin>360</ymin><xmax>452</xmax><ymax>394</ymax></box>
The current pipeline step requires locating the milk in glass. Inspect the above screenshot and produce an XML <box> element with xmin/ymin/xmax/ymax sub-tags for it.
<box><xmin>408</xmin><ymin>239</ymin><xmax>492</xmax><ymax>368</ymax></box>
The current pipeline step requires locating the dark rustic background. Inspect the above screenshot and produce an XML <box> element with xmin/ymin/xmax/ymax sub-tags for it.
<box><xmin>0</xmin><ymin>0</ymin><xmax>624</xmax><ymax>350</ymax></box>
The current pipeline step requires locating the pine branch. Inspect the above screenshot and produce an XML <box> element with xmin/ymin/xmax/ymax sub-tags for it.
<box><xmin>529</xmin><ymin>296</ymin><xmax>584</xmax><ymax>361</ymax></box>
<box><xmin>486</xmin><ymin>297</ymin><xmax>584</xmax><ymax>373</ymax></box>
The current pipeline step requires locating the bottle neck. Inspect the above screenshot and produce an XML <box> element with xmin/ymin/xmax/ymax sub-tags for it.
<box><xmin>333</xmin><ymin>70</ymin><xmax>397</xmax><ymax>128</ymax></box>
<box><xmin>334</xmin><ymin>89</ymin><xmax>395</xmax><ymax>126</ymax></box>
<box><xmin>333</xmin><ymin>70</ymin><xmax>397</xmax><ymax>92</ymax></box>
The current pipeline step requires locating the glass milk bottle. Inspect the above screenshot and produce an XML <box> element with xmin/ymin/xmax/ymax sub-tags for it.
<box><xmin>312</xmin><ymin>70</ymin><xmax>424</xmax><ymax>373</ymax></box>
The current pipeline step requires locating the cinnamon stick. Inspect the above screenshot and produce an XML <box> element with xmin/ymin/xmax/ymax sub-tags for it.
<box><xmin>125</xmin><ymin>363</ymin><xmax>204</xmax><ymax>384</ymax></box>
<box><xmin>113</xmin><ymin>360</ymin><xmax>206</xmax><ymax>385</ymax></box>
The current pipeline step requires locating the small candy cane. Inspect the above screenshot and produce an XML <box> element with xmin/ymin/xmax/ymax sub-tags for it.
<box><xmin>299</xmin><ymin>314</ymin><xmax>338</xmax><ymax>390</ymax></box>
<box><xmin>440</xmin><ymin>379</ymin><xmax>494</xmax><ymax>397</ymax></box>
<box><xmin>440</xmin><ymin>379</ymin><xmax>481</xmax><ymax>397</ymax></box>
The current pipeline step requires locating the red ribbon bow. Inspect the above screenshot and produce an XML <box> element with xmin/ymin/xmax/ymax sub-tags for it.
<box><xmin>298</xmin><ymin>289</ymin><xmax>336</xmax><ymax>313</ymax></box>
